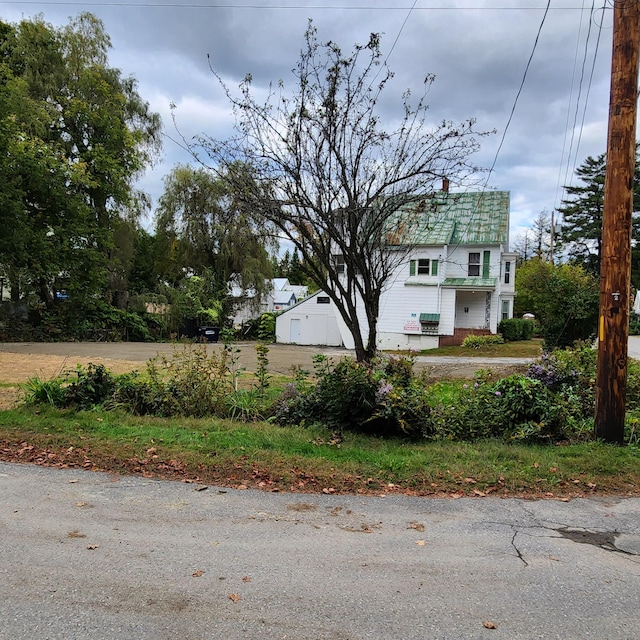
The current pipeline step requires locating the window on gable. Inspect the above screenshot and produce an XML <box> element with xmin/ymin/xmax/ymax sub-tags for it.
<box><xmin>468</xmin><ymin>252</ymin><xmax>480</xmax><ymax>277</ymax></box>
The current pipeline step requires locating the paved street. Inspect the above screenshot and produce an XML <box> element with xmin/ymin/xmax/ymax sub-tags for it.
<box><xmin>1</xmin><ymin>462</ymin><xmax>640</xmax><ymax>640</ymax></box>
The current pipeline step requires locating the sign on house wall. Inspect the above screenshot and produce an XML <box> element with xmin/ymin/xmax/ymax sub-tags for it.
<box><xmin>403</xmin><ymin>314</ymin><xmax>421</xmax><ymax>333</ymax></box>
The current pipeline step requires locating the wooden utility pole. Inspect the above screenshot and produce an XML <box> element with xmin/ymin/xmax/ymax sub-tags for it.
<box><xmin>594</xmin><ymin>0</ymin><xmax>640</xmax><ymax>443</ymax></box>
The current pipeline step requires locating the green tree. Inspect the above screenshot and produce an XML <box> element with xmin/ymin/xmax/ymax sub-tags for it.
<box><xmin>198</xmin><ymin>23</ymin><xmax>490</xmax><ymax>362</ymax></box>
<box><xmin>155</xmin><ymin>164</ymin><xmax>277</xmax><ymax>319</ymax></box>
<box><xmin>515</xmin><ymin>258</ymin><xmax>599</xmax><ymax>349</ymax></box>
<box><xmin>557</xmin><ymin>151</ymin><xmax>640</xmax><ymax>280</ymax></box>
<box><xmin>0</xmin><ymin>13</ymin><xmax>161</xmax><ymax>309</ymax></box>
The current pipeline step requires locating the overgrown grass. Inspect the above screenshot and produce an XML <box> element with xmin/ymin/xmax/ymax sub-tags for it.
<box><xmin>1</xmin><ymin>406</ymin><xmax>639</xmax><ymax>497</ymax></box>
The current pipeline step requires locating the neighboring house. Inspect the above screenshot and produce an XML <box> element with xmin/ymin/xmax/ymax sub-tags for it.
<box><xmin>231</xmin><ymin>278</ymin><xmax>309</xmax><ymax>325</ymax></box>
<box><xmin>276</xmin><ymin>187</ymin><xmax>516</xmax><ymax>349</ymax></box>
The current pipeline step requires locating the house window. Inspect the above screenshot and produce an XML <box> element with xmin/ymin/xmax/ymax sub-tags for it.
<box><xmin>409</xmin><ymin>258</ymin><xmax>438</xmax><ymax>276</ymax></box>
<box><xmin>502</xmin><ymin>300</ymin><xmax>510</xmax><ymax>320</ymax></box>
<box><xmin>504</xmin><ymin>261</ymin><xmax>511</xmax><ymax>284</ymax></box>
<box><xmin>468</xmin><ymin>252</ymin><xmax>480</xmax><ymax>277</ymax></box>
<box><xmin>332</xmin><ymin>254</ymin><xmax>345</xmax><ymax>274</ymax></box>
<box><xmin>317</xmin><ymin>296</ymin><xmax>330</xmax><ymax>304</ymax></box>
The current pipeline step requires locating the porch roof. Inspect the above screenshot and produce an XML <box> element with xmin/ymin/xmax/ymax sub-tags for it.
<box><xmin>442</xmin><ymin>277</ymin><xmax>497</xmax><ymax>289</ymax></box>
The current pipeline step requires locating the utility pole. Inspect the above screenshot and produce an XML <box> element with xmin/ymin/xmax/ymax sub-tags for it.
<box><xmin>594</xmin><ymin>0</ymin><xmax>640</xmax><ymax>443</ymax></box>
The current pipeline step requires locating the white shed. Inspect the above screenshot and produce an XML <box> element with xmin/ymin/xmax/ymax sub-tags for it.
<box><xmin>275</xmin><ymin>291</ymin><xmax>343</xmax><ymax>346</ymax></box>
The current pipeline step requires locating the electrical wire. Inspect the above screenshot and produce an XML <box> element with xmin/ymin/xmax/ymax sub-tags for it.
<box><xmin>485</xmin><ymin>0</ymin><xmax>552</xmax><ymax>183</ymax></box>
<box><xmin>439</xmin><ymin>0</ymin><xmax>552</xmax><ymax>265</ymax></box>
<box><xmin>0</xmin><ymin>1</ymin><xmax>598</xmax><ymax>9</ymax></box>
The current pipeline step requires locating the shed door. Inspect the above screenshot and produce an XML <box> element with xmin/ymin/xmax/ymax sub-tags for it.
<box><xmin>290</xmin><ymin>318</ymin><xmax>301</xmax><ymax>343</ymax></box>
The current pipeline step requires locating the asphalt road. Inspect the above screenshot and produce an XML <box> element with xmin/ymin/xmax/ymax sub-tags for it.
<box><xmin>1</xmin><ymin>462</ymin><xmax>640</xmax><ymax>640</ymax></box>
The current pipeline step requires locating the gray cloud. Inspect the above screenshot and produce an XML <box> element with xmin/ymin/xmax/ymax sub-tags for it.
<box><xmin>1</xmin><ymin>1</ymin><xmax>618</xmax><ymax>240</ymax></box>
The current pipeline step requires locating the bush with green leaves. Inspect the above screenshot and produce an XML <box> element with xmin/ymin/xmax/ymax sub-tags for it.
<box><xmin>424</xmin><ymin>371</ymin><xmax>585</xmax><ymax>443</ymax></box>
<box><xmin>498</xmin><ymin>318</ymin><xmax>534</xmax><ymax>342</ymax></box>
<box><xmin>525</xmin><ymin>343</ymin><xmax>596</xmax><ymax>419</ymax></box>
<box><xmin>461</xmin><ymin>334</ymin><xmax>504</xmax><ymax>350</ymax></box>
<box><xmin>271</xmin><ymin>353</ymin><xmax>429</xmax><ymax>437</ymax></box>
<box><xmin>64</xmin><ymin>363</ymin><xmax>119</xmax><ymax>410</ymax></box>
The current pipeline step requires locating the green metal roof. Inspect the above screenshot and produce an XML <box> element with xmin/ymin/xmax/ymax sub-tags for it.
<box><xmin>387</xmin><ymin>191</ymin><xmax>510</xmax><ymax>246</ymax></box>
<box><xmin>442</xmin><ymin>277</ymin><xmax>497</xmax><ymax>288</ymax></box>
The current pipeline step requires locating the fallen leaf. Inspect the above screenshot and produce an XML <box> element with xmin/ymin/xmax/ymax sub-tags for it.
<box><xmin>483</xmin><ymin>621</ymin><xmax>497</xmax><ymax>629</ymax></box>
<box><xmin>237</xmin><ymin>484</ymin><xmax>248</xmax><ymax>490</ymax></box>
<box><xmin>408</xmin><ymin>522</ymin><xmax>425</xmax><ymax>532</ymax></box>
<box><xmin>67</xmin><ymin>530</ymin><xmax>86</xmax><ymax>539</ymax></box>
<box><xmin>86</xmin><ymin>544</ymin><xmax>99</xmax><ymax>550</ymax></box>
<box><xmin>464</xmin><ymin>477</ymin><xmax>477</xmax><ymax>484</ymax></box>
<box><xmin>192</xmin><ymin>570</ymin><xmax>205</xmax><ymax>577</ymax></box>
<box><xmin>322</xmin><ymin>487</ymin><xmax>335</xmax><ymax>494</ymax></box>
<box><xmin>228</xmin><ymin>593</ymin><xmax>240</xmax><ymax>603</ymax></box>
<box><xmin>533</xmin><ymin>462</ymin><xmax>539</xmax><ymax>469</ymax></box>
<box><xmin>587</xmin><ymin>482</ymin><xmax>597</xmax><ymax>489</ymax></box>
<box><xmin>75</xmin><ymin>501</ymin><xmax>87</xmax><ymax>507</ymax></box>
<box><xmin>194</xmin><ymin>485</ymin><xmax>208</xmax><ymax>492</ymax></box>
<box><xmin>549</xmin><ymin>467</ymin><xmax>557</xmax><ymax>472</ymax></box>
<box><xmin>415</xmin><ymin>540</ymin><xmax>426</xmax><ymax>546</ymax></box>
<box><xmin>242</xmin><ymin>576</ymin><xmax>251</xmax><ymax>583</ymax></box>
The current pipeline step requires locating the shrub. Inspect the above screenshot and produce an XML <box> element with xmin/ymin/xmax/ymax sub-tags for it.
<box><xmin>64</xmin><ymin>363</ymin><xmax>119</xmax><ymax>410</ymax></box>
<box><xmin>525</xmin><ymin>343</ymin><xmax>596</xmax><ymax>419</ymax></box>
<box><xmin>153</xmin><ymin>345</ymin><xmax>232</xmax><ymax>417</ymax></box>
<box><xmin>424</xmin><ymin>369</ymin><xmax>591</xmax><ymax>443</ymax></box>
<box><xmin>498</xmin><ymin>318</ymin><xmax>534</xmax><ymax>341</ymax></box>
<box><xmin>271</xmin><ymin>354</ymin><xmax>429</xmax><ymax>437</ymax></box>
<box><xmin>461</xmin><ymin>334</ymin><xmax>504</xmax><ymax>350</ymax></box>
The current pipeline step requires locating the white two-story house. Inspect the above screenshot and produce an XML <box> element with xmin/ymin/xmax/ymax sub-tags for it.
<box><xmin>276</xmin><ymin>188</ymin><xmax>516</xmax><ymax>349</ymax></box>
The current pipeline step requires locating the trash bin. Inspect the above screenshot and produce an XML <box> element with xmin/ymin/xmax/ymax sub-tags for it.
<box><xmin>198</xmin><ymin>326</ymin><xmax>220</xmax><ymax>343</ymax></box>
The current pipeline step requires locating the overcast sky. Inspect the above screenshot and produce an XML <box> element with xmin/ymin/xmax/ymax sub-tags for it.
<box><xmin>1</xmin><ymin>1</ymin><xmax>620</xmax><ymax>246</ymax></box>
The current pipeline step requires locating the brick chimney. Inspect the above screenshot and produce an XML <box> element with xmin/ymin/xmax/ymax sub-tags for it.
<box><xmin>442</xmin><ymin>177</ymin><xmax>450</xmax><ymax>193</ymax></box>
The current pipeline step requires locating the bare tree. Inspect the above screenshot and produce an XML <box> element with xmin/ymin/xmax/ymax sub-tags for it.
<box><xmin>531</xmin><ymin>210</ymin><xmax>552</xmax><ymax>260</ymax></box>
<box><xmin>198</xmin><ymin>23</ymin><xmax>490</xmax><ymax>361</ymax></box>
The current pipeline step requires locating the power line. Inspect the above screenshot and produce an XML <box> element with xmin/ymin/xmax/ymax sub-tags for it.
<box><xmin>485</xmin><ymin>0</ymin><xmax>552</xmax><ymax>183</ymax></box>
<box><xmin>0</xmin><ymin>1</ymin><xmax>597</xmax><ymax>9</ymax></box>
<box><xmin>554</xmin><ymin>0</ymin><xmax>588</xmax><ymax>212</ymax></box>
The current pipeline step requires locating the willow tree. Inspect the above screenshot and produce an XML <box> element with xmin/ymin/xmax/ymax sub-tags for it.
<box><xmin>155</xmin><ymin>164</ymin><xmax>277</xmax><ymax>318</ymax></box>
<box><xmin>200</xmin><ymin>24</ymin><xmax>489</xmax><ymax>361</ymax></box>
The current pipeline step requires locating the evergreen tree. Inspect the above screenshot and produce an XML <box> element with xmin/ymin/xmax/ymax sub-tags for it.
<box><xmin>557</xmin><ymin>151</ymin><xmax>640</xmax><ymax>280</ymax></box>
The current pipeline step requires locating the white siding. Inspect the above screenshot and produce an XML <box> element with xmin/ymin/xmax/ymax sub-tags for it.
<box><xmin>275</xmin><ymin>294</ymin><xmax>343</xmax><ymax>346</ymax></box>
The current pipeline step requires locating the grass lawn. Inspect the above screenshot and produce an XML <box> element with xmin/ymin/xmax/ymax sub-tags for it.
<box><xmin>1</xmin><ymin>405</ymin><xmax>639</xmax><ymax>499</ymax></box>
<box><xmin>419</xmin><ymin>339</ymin><xmax>544</xmax><ymax>358</ymax></box>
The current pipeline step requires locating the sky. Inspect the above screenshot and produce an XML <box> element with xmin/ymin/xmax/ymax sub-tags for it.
<box><xmin>1</xmin><ymin>1</ymin><xmax>621</xmax><ymax>247</ymax></box>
